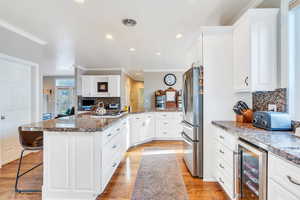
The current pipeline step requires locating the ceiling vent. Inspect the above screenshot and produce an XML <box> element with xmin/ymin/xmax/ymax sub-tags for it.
<box><xmin>122</xmin><ymin>19</ymin><xmax>137</xmax><ymax>27</ymax></box>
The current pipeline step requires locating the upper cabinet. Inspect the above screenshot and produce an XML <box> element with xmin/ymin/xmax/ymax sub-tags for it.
<box><xmin>185</xmin><ymin>38</ymin><xmax>203</xmax><ymax>67</ymax></box>
<box><xmin>81</xmin><ymin>75</ymin><xmax>121</xmax><ymax>97</ymax></box>
<box><xmin>233</xmin><ymin>9</ymin><xmax>279</xmax><ymax>92</ymax></box>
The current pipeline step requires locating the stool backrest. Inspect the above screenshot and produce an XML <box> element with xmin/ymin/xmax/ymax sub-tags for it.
<box><xmin>18</xmin><ymin>127</ymin><xmax>43</xmax><ymax>149</ymax></box>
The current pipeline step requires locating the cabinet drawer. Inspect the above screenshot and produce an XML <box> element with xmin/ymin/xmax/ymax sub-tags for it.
<box><xmin>269</xmin><ymin>153</ymin><xmax>300</xmax><ymax>198</ymax></box>
<box><xmin>268</xmin><ymin>178</ymin><xmax>299</xmax><ymax>200</ymax></box>
<box><xmin>102</xmin><ymin>151</ymin><xmax>122</xmax><ymax>190</ymax></box>
<box><xmin>102</xmin><ymin>134</ymin><xmax>122</xmax><ymax>169</ymax></box>
<box><xmin>216</xmin><ymin>155</ymin><xmax>234</xmax><ymax>180</ymax></box>
<box><xmin>216</xmin><ymin>170</ymin><xmax>234</xmax><ymax>199</ymax></box>
<box><xmin>215</xmin><ymin>128</ymin><xmax>237</xmax><ymax>151</ymax></box>
<box><xmin>216</xmin><ymin>142</ymin><xmax>234</xmax><ymax>168</ymax></box>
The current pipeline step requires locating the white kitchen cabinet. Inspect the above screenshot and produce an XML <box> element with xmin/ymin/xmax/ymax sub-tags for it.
<box><xmin>108</xmin><ymin>76</ymin><xmax>121</xmax><ymax>97</ymax></box>
<box><xmin>144</xmin><ymin>113</ymin><xmax>155</xmax><ymax>141</ymax></box>
<box><xmin>233</xmin><ymin>9</ymin><xmax>279</xmax><ymax>92</ymax></box>
<box><xmin>213</xmin><ymin>126</ymin><xmax>237</xmax><ymax>200</ymax></box>
<box><xmin>81</xmin><ymin>76</ymin><xmax>93</xmax><ymax>97</ymax></box>
<box><xmin>129</xmin><ymin>114</ymin><xmax>145</xmax><ymax>145</ymax></box>
<box><xmin>155</xmin><ymin>112</ymin><xmax>183</xmax><ymax>139</ymax></box>
<box><xmin>81</xmin><ymin>75</ymin><xmax>120</xmax><ymax>97</ymax></box>
<box><xmin>268</xmin><ymin>153</ymin><xmax>300</xmax><ymax>199</ymax></box>
<box><xmin>186</xmin><ymin>38</ymin><xmax>203</xmax><ymax>66</ymax></box>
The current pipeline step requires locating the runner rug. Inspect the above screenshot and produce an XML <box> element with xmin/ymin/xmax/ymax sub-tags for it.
<box><xmin>131</xmin><ymin>147</ymin><xmax>189</xmax><ymax>200</ymax></box>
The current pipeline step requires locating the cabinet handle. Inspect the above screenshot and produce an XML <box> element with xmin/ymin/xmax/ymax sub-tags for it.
<box><xmin>245</xmin><ymin>76</ymin><xmax>249</xmax><ymax>86</ymax></box>
<box><xmin>219</xmin><ymin>135</ymin><xmax>224</xmax><ymax>140</ymax></box>
<box><xmin>219</xmin><ymin>164</ymin><xmax>224</xmax><ymax>169</ymax></box>
<box><xmin>107</xmin><ymin>133</ymin><xmax>112</xmax><ymax>137</ymax></box>
<box><xmin>163</xmin><ymin>132</ymin><xmax>167</xmax><ymax>134</ymax></box>
<box><xmin>163</xmin><ymin>114</ymin><xmax>167</xmax><ymax>117</ymax></box>
<box><xmin>112</xmin><ymin>163</ymin><xmax>117</xmax><ymax>168</ymax></box>
<box><xmin>287</xmin><ymin>175</ymin><xmax>300</xmax><ymax>186</ymax></box>
<box><xmin>219</xmin><ymin>149</ymin><xmax>224</xmax><ymax>154</ymax></box>
<box><xmin>164</xmin><ymin>122</ymin><xmax>168</xmax><ymax>125</ymax></box>
<box><xmin>116</xmin><ymin>128</ymin><xmax>120</xmax><ymax>131</ymax></box>
<box><xmin>112</xmin><ymin>145</ymin><xmax>117</xmax><ymax>149</ymax></box>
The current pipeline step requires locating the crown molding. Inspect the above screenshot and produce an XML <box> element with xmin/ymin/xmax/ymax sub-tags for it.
<box><xmin>0</xmin><ymin>19</ymin><xmax>47</xmax><ymax>45</ymax></box>
<box><xmin>143</xmin><ymin>68</ymin><xmax>186</xmax><ymax>72</ymax></box>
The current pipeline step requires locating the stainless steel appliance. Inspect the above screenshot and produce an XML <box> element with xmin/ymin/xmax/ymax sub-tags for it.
<box><xmin>236</xmin><ymin>140</ymin><xmax>267</xmax><ymax>200</ymax></box>
<box><xmin>181</xmin><ymin>66</ymin><xmax>203</xmax><ymax>177</ymax></box>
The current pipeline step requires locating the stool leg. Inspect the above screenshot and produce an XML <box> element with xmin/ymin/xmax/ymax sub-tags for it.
<box><xmin>15</xmin><ymin>149</ymin><xmax>24</xmax><ymax>193</ymax></box>
<box><xmin>15</xmin><ymin>150</ymin><xmax>42</xmax><ymax>193</ymax></box>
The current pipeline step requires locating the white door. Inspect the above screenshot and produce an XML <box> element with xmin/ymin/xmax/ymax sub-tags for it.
<box><xmin>0</xmin><ymin>58</ymin><xmax>32</xmax><ymax>165</ymax></box>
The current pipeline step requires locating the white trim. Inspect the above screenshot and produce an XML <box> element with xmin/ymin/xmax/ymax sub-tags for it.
<box><xmin>230</xmin><ymin>0</ymin><xmax>264</xmax><ymax>25</ymax></box>
<box><xmin>74</xmin><ymin>65</ymin><xmax>124</xmax><ymax>72</ymax></box>
<box><xmin>203</xmin><ymin>177</ymin><xmax>217</xmax><ymax>182</ymax></box>
<box><xmin>0</xmin><ymin>19</ymin><xmax>47</xmax><ymax>45</ymax></box>
<box><xmin>200</xmin><ymin>26</ymin><xmax>233</xmax><ymax>33</ymax></box>
<box><xmin>143</xmin><ymin>69</ymin><xmax>186</xmax><ymax>72</ymax></box>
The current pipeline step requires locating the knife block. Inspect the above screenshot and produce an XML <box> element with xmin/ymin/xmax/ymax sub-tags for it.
<box><xmin>236</xmin><ymin>109</ymin><xmax>253</xmax><ymax>123</ymax></box>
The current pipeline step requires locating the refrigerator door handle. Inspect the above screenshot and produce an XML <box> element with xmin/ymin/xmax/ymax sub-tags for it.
<box><xmin>181</xmin><ymin>132</ymin><xmax>195</xmax><ymax>145</ymax></box>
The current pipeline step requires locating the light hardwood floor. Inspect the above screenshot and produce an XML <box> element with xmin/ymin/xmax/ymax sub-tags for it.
<box><xmin>0</xmin><ymin>141</ymin><xmax>229</xmax><ymax>200</ymax></box>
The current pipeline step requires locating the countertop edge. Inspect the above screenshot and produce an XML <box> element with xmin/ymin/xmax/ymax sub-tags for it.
<box><xmin>212</xmin><ymin>121</ymin><xmax>300</xmax><ymax>167</ymax></box>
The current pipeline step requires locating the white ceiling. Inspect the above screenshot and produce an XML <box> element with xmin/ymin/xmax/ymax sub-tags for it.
<box><xmin>0</xmin><ymin>0</ymin><xmax>259</xmax><ymax>76</ymax></box>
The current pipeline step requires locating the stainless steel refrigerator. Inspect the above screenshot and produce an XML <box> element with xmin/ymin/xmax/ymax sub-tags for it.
<box><xmin>181</xmin><ymin>66</ymin><xmax>203</xmax><ymax>178</ymax></box>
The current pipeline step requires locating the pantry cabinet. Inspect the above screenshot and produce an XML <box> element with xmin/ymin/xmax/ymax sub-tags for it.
<box><xmin>81</xmin><ymin>75</ymin><xmax>120</xmax><ymax>97</ymax></box>
<box><xmin>233</xmin><ymin>9</ymin><xmax>279</xmax><ymax>92</ymax></box>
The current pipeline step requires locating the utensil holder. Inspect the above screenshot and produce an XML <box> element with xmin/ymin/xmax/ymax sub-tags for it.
<box><xmin>236</xmin><ymin>109</ymin><xmax>253</xmax><ymax>123</ymax></box>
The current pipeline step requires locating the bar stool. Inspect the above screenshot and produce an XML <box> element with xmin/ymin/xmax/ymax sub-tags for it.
<box><xmin>15</xmin><ymin>127</ymin><xmax>43</xmax><ymax>193</ymax></box>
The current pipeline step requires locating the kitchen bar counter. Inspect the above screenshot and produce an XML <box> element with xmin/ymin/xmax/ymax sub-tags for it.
<box><xmin>21</xmin><ymin>112</ymin><xmax>128</xmax><ymax>132</ymax></box>
<box><xmin>129</xmin><ymin>108</ymin><xmax>182</xmax><ymax>114</ymax></box>
<box><xmin>21</xmin><ymin>109</ymin><xmax>182</xmax><ymax>132</ymax></box>
<box><xmin>212</xmin><ymin>121</ymin><xmax>300</xmax><ymax>166</ymax></box>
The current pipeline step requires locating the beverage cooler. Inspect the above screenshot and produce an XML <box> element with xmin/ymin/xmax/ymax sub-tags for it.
<box><xmin>236</xmin><ymin>140</ymin><xmax>267</xmax><ymax>200</ymax></box>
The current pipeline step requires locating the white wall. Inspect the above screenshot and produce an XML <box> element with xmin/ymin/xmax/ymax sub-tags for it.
<box><xmin>143</xmin><ymin>71</ymin><xmax>183</xmax><ymax>110</ymax></box>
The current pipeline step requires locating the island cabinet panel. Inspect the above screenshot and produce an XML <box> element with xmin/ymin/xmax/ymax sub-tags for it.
<box><xmin>43</xmin><ymin>132</ymin><xmax>102</xmax><ymax>200</ymax></box>
<box><xmin>268</xmin><ymin>153</ymin><xmax>300</xmax><ymax>199</ymax></box>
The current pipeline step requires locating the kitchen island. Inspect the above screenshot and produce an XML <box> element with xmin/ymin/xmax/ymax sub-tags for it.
<box><xmin>22</xmin><ymin>113</ymin><xmax>130</xmax><ymax>200</ymax></box>
<box><xmin>21</xmin><ymin>109</ymin><xmax>182</xmax><ymax>200</ymax></box>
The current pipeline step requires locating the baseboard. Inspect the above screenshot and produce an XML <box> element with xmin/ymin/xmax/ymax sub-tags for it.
<box><xmin>203</xmin><ymin>177</ymin><xmax>217</xmax><ymax>182</ymax></box>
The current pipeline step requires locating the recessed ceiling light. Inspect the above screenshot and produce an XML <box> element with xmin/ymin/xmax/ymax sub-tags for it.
<box><xmin>156</xmin><ymin>52</ymin><xmax>161</xmax><ymax>56</ymax></box>
<box><xmin>105</xmin><ymin>34</ymin><xmax>113</xmax><ymax>40</ymax></box>
<box><xmin>74</xmin><ymin>0</ymin><xmax>85</xmax><ymax>4</ymax></box>
<box><xmin>129</xmin><ymin>48</ymin><xmax>136</xmax><ymax>52</ymax></box>
<box><xmin>176</xmin><ymin>33</ymin><xmax>183</xmax><ymax>39</ymax></box>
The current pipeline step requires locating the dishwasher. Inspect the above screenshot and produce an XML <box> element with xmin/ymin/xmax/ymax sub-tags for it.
<box><xmin>236</xmin><ymin>139</ymin><xmax>267</xmax><ymax>200</ymax></box>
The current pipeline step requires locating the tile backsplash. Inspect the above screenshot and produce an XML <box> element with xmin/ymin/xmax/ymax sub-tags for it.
<box><xmin>78</xmin><ymin>96</ymin><xmax>120</xmax><ymax>110</ymax></box>
<box><xmin>252</xmin><ymin>88</ymin><xmax>287</xmax><ymax>112</ymax></box>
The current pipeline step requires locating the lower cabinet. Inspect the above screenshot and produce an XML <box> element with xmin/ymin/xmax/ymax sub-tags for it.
<box><xmin>268</xmin><ymin>153</ymin><xmax>300</xmax><ymax>200</ymax></box>
<box><xmin>129</xmin><ymin>112</ymin><xmax>183</xmax><ymax>146</ymax></box>
<box><xmin>213</xmin><ymin>126</ymin><xmax>237</xmax><ymax>200</ymax></box>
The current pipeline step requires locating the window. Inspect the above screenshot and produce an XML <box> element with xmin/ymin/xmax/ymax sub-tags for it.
<box><xmin>55</xmin><ymin>79</ymin><xmax>75</xmax><ymax>115</ymax></box>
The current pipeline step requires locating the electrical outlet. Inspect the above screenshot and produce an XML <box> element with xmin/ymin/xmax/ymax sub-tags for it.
<box><xmin>268</xmin><ymin>104</ymin><xmax>277</xmax><ymax>112</ymax></box>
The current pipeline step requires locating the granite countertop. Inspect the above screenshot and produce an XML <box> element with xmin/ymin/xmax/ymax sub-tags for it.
<box><xmin>129</xmin><ymin>108</ymin><xmax>182</xmax><ymax>114</ymax></box>
<box><xmin>21</xmin><ymin>112</ymin><xmax>128</xmax><ymax>132</ymax></box>
<box><xmin>212</xmin><ymin>121</ymin><xmax>300</xmax><ymax>166</ymax></box>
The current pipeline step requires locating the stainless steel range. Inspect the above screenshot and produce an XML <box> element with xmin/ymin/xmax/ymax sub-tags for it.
<box><xmin>181</xmin><ymin>66</ymin><xmax>203</xmax><ymax>178</ymax></box>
